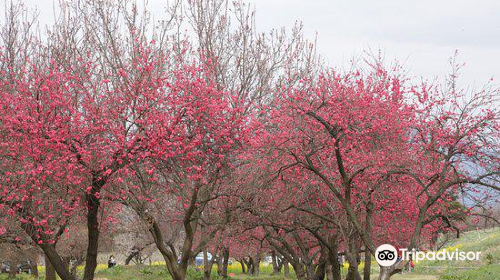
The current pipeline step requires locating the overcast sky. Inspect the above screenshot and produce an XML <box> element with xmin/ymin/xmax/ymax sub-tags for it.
<box><xmin>6</xmin><ymin>0</ymin><xmax>500</xmax><ymax>87</ymax></box>
<box><xmin>248</xmin><ymin>0</ymin><xmax>500</xmax><ymax>87</ymax></box>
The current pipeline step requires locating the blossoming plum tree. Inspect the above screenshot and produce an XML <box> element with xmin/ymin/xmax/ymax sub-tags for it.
<box><xmin>254</xmin><ymin>60</ymin><xmax>498</xmax><ymax>280</ymax></box>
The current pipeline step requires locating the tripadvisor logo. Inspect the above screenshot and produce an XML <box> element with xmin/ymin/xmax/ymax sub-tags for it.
<box><xmin>375</xmin><ymin>244</ymin><xmax>482</xmax><ymax>267</ymax></box>
<box><xmin>375</xmin><ymin>244</ymin><xmax>398</xmax><ymax>267</ymax></box>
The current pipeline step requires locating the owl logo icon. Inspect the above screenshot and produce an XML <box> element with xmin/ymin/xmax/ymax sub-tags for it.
<box><xmin>375</xmin><ymin>244</ymin><xmax>398</xmax><ymax>267</ymax></box>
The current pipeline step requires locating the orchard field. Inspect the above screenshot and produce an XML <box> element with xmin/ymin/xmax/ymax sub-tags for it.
<box><xmin>1</xmin><ymin>228</ymin><xmax>498</xmax><ymax>280</ymax></box>
<box><xmin>0</xmin><ymin>1</ymin><xmax>498</xmax><ymax>280</ymax></box>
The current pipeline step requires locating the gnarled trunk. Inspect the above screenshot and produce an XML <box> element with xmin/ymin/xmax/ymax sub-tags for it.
<box><xmin>363</xmin><ymin>250</ymin><xmax>372</xmax><ymax>280</ymax></box>
<box><xmin>253</xmin><ymin>250</ymin><xmax>261</xmax><ymax>276</ymax></box>
<box><xmin>244</xmin><ymin>257</ymin><xmax>254</xmax><ymax>275</ymax></box>
<box><xmin>45</xmin><ymin>255</ymin><xmax>56</xmax><ymax>280</ymax></box>
<box><xmin>378</xmin><ymin>266</ymin><xmax>391</xmax><ymax>280</ymax></box>
<box><xmin>203</xmin><ymin>249</ymin><xmax>211</xmax><ymax>280</ymax></box>
<box><xmin>313</xmin><ymin>250</ymin><xmax>327</xmax><ymax>280</ymax></box>
<box><xmin>327</xmin><ymin>235</ymin><xmax>341</xmax><ymax>280</ymax></box>
<box><xmin>271</xmin><ymin>250</ymin><xmax>280</xmax><ymax>275</ymax></box>
<box><xmin>364</xmin><ymin>200</ymin><xmax>374</xmax><ymax>280</ymax></box>
<box><xmin>82</xmin><ymin>178</ymin><xmax>104</xmax><ymax>280</ymax></box>
<box><xmin>237</xmin><ymin>259</ymin><xmax>246</xmax><ymax>274</ymax></box>
<box><xmin>40</xmin><ymin>244</ymin><xmax>76</xmax><ymax>280</ymax></box>
<box><xmin>218</xmin><ymin>247</ymin><xmax>229</xmax><ymax>278</ymax></box>
<box><xmin>291</xmin><ymin>262</ymin><xmax>308</xmax><ymax>280</ymax></box>
<box><xmin>345</xmin><ymin>237</ymin><xmax>362</xmax><ymax>280</ymax></box>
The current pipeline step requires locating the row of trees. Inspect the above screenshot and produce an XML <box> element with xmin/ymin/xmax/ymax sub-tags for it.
<box><xmin>0</xmin><ymin>1</ymin><xmax>498</xmax><ymax>280</ymax></box>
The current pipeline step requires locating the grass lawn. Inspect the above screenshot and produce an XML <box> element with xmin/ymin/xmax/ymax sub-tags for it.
<box><xmin>0</xmin><ymin>263</ymin><xmax>441</xmax><ymax>280</ymax></box>
<box><xmin>1</xmin><ymin>228</ymin><xmax>497</xmax><ymax>280</ymax></box>
<box><xmin>390</xmin><ymin>276</ymin><xmax>438</xmax><ymax>280</ymax></box>
<box><xmin>415</xmin><ymin>227</ymin><xmax>500</xmax><ymax>280</ymax></box>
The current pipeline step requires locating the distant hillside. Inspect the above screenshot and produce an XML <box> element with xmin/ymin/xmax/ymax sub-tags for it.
<box><xmin>415</xmin><ymin>227</ymin><xmax>499</xmax><ymax>280</ymax></box>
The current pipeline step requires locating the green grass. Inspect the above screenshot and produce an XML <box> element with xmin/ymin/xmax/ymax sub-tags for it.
<box><xmin>1</xmin><ymin>228</ymin><xmax>497</xmax><ymax>280</ymax></box>
<box><xmin>439</xmin><ymin>264</ymin><xmax>500</xmax><ymax>280</ymax></box>
<box><xmin>92</xmin><ymin>263</ymin><xmax>291</xmax><ymax>280</ymax></box>
<box><xmin>0</xmin><ymin>275</ymin><xmax>32</xmax><ymax>280</ymax></box>
<box><xmin>95</xmin><ymin>265</ymin><xmax>172</xmax><ymax>280</ymax></box>
<box><xmin>0</xmin><ymin>263</ymin><xmax>294</xmax><ymax>280</ymax></box>
<box><xmin>412</xmin><ymin>227</ymin><xmax>500</xmax><ymax>279</ymax></box>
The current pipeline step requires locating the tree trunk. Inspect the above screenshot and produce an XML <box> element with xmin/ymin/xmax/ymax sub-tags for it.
<box><xmin>31</xmin><ymin>262</ymin><xmax>39</xmax><ymax>279</ymax></box>
<box><xmin>377</xmin><ymin>261</ymin><xmax>407</xmax><ymax>280</ymax></box>
<box><xmin>314</xmin><ymin>264</ymin><xmax>326</xmax><ymax>280</ymax></box>
<box><xmin>305</xmin><ymin>262</ymin><xmax>316</xmax><ymax>280</ymax></box>
<box><xmin>313</xmin><ymin>250</ymin><xmax>327</xmax><ymax>280</ymax></box>
<box><xmin>345</xmin><ymin>237</ymin><xmax>362</xmax><ymax>280</ymax></box>
<box><xmin>204</xmin><ymin>246</ymin><xmax>220</xmax><ymax>280</ymax></box>
<box><xmin>45</xmin><ymin>255</ymin><xmax>56</xmax><ymax>280</ymax></box>
<box><xmin>328</xmin><ymin>235</ymin><xmax>341</xmax><ymax>280</ymax></box>
<box><xmin>19</xmin><ymin>213</ymin><xmax>75</xmax><ymax>280</ymax></box>
<box><xmin>125</xmin><ymin>248</ymin><xmax>140</xmax><ymax>265</ymax></box>
<box><xmin>158</xmin><ymin>250</ymin><xmax>186</xmax><ymax>280</ymax></box>
<box><xmin>271</xmin><ymin>250</ymin><xmax>280</xmax><ymax>275</ymax></box>
<box><xmin>220</xmin><ymin>247</ymin><xmax>229</xmax><ymax>278</ymax></box>
<box><xmin>346</xmin><ymin>261</ymin><xmax>361</xmax><ymax>280</ymax></box>
<box><xmin>326</xmin><ymin>263</ymin><xmax>333</xmax><ymax>280</ymax></box>
<box><xmin>244</xmin><ymin>257</ymin><xmax>254</xmax><ymax>275</ymax></box>
<box><xmin>82</xmin><ymin>179</ymin><xmax>103</xmax><ymax>280</ymax></box>
<box><xmin>363</xmin><ymin>250</ymin><xmax>371</xmax><ymax>280</ymax></box>
<box><xmin>71</xmin><ymin>258</ymin><xmax>85</xmax><ymax>278</ymax></box>
<box><xmin>63</xmin><ymin>257</ymin><xmax>71</xmax><ymax>272</ymax></box>
<box><xmin>291</xmin><ymin>262</ymin><xmax>308</xmax><ymax>280</ymax></box>
<box><xmin>253</xmin><ymin>251</ymin><xmax>261</xmax><ymax>276</ymax></box>
<box><xmin>152</xmin><ymin>227</ymin><xmax>187</xmax><ymax>280</ymax></box>
<box><xmin>70</xmin><ymin>263</ymin><xmax>78</xmax><ymax>278</ymax></box>
<box><xmin>283</xmin><ymin>259</ymin><xmax>290</xmax><ymax>279</ymax></box>
<box><xmin>364</xmin><ymin>200</ymin><xmax>374</xmax><ymax>280</ymax></box>
<box><xmin>217</xmin><ymin>257</ymin><xmax>223</xmax><ymax>276</ymax></box>
<box><xmin>203</xmin><ymin>249</ymin><xmax>211</xmax><ymax>280</ymax></box>
<box><xmin>8</xmin><ymin>260</ymin><xmax>18</xmax><ymax>279</ymax></box>
<box><xmin>40</xmin><ymin>245</ymin><xmax>76</xmax><ymax>280</ymax></box>
<box><xmin>377</xmin><ymin>266</ymin><xmax>391</xmax><ymax>280</ymax></box>
<box><xmin>238</xmin><ymin>259</ymin><xmax>246</xmax><ymax>274</ymax></box>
